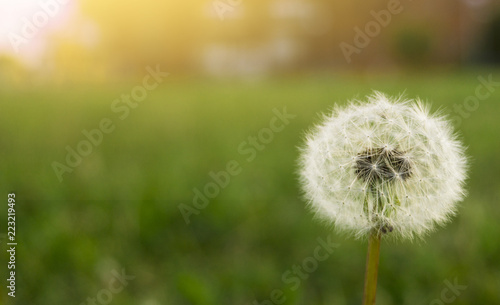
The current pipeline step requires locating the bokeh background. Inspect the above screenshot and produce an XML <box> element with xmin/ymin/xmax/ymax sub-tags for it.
<box><xmin>1</xmin><ymin>0</ymin><xmax>500</xmax><ymax>304</ymax></box>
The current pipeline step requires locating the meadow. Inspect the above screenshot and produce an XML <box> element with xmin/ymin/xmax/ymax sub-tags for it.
<box><xmin>1</xmin><ymin>69</ymin><xmax>499</xmax><ymax>304</ymax></box>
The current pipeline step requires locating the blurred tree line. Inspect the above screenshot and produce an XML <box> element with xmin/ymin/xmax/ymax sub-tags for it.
<box><xmin>2</xmin><ymin>0</ymin><xmax>500</xmax><ymax>81</ymax></box>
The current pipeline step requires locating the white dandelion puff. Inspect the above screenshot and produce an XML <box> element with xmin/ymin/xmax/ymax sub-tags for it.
<box><xmin>299</xmin><ymin>92</ymin><xmax>468</xmax><ymax>240</ymax></box>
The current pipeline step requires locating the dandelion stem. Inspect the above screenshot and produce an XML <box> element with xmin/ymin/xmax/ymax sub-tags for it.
<box><xmin>362</xmin><ymin>230</ymin><xmax>381</xmax><ymax>305</ymax></box>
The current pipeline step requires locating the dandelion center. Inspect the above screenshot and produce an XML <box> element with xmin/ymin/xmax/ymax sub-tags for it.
<box><xmin>354</xmin><ymin>147</ymin><xmax>412</xmax><ymax>183</ymax></box>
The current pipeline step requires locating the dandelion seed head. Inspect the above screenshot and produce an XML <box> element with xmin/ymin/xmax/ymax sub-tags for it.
<box><xmin>299</xmin><ymin>92</ymin><xmax>468</xmax><ymax>240</ymax></box>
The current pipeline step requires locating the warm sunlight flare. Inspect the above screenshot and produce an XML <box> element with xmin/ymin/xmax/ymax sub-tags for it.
<box><xmin>0</xmin><ymin>0</ymin><xmax>74</xmax><ymax>63</ymax></box>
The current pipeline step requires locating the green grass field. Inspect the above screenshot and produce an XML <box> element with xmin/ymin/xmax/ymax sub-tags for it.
<box><xmin>1</xmin><ymin>69</ymin><xmax>500</xmax><ymax>304</ymax></box>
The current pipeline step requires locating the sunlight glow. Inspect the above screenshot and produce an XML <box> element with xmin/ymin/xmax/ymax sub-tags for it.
<box><xmin>0</xmin><ymin>0</ymin><xmax>74</xmax><ymax>63</ymax></box>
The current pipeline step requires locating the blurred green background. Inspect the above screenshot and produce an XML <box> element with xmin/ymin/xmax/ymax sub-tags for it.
<box><xmin>1</xmin><ymin>71</ymin><xmax>500</xmax><ymax>305</ymax></box>
<box><xmin>1</xmin><ymin>1</ymin><xmax>500</xmax><ymax>305</ymax></box>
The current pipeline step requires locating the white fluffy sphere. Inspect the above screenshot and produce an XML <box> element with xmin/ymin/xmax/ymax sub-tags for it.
<box><xmin>299</xmin><ymin>93</ymin><xmax>468</xmax><ymax>239</ymax></box>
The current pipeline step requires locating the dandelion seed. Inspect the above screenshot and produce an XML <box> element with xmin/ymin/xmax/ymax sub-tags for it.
<box><xmin>299</xmin><ymin>92</ymin><xmax>468</xmax><ymax>240</ymax></box>
<box><xmin>299</xmin><ymin>92</ymin><xmax>468</xmax><ymax>305</ymax></box>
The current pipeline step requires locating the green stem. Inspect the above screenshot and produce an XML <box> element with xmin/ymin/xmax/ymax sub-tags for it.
<box><xmin>362</xmin><ymin>231</ymin><xmax>381</xmax><ymax>305</ymax></box>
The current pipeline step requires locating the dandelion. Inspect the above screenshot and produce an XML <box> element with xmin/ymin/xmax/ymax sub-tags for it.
<box><xmin>299</xmin><ymin>92</ymin><xmax>467</xmax><ymax>304</ymax></box>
